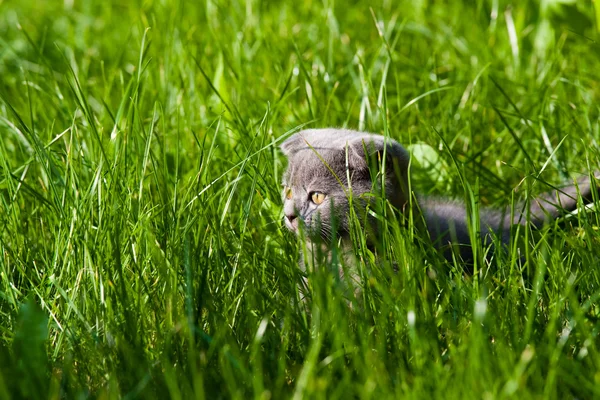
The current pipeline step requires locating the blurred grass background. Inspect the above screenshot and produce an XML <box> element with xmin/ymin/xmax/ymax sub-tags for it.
<box><xmin>1</xmin><ymin>0</ymin><xmax>600</xmax><ymax>398</ymax></box>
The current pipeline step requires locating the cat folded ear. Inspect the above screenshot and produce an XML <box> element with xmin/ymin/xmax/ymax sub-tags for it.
<box><xmin>280</xmin><ymin>133</ymin><xmax>303</xmax><ymax>155</ymax></box>
<box><xmin>345</xmin><ymin>136</ymin><xmax>410</xmax><ymax>174</ymax></box>
<box><xmin>281</xmin><ymin>130</ymin><xmax>410</xmax><ymax>176</ymax></box>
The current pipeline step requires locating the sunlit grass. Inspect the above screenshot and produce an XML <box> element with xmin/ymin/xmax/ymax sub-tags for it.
<box><xmin>0</xmin><ymin>0</ymin><xmax>599</xmax><ymax>398</ymax></box>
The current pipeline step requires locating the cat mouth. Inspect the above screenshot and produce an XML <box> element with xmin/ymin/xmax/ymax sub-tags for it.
<box><xmin>284</xmin><ymin>217</ymin><xmax>332</xmax><ymax>241</ymax></box>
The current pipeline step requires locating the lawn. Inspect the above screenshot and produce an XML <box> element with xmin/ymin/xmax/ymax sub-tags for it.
<box><xmin>1</xmin><ymin>0</ymin><xmax>600</xmax><ymax>398</ymax></box>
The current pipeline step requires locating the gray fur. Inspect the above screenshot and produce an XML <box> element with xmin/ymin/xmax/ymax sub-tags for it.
<box><xmin>281</xmin><ymin>128</ymin><xmax>597</xmax><ymax>264</ymax></box>
<box><xmin>281</xmin><ymin>129</ymin><xmax>409</xmax><ymax>244</ymax></box>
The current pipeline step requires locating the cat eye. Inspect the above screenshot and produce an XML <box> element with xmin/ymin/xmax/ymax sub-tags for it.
<box><xmin>285</xmin><ymin>187</ymin><xmax>293</xmax><ymax>199</ymax></box>
<box><xmin>310</xmin><ymin>192</ymin><xmax>326</xmax><ymax>205</ymax></box>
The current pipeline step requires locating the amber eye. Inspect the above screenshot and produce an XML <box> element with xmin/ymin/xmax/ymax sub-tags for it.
<box><xmin>310</xmin><ymin>192</ymin><xmax>326</xmax><ymax>205</ymax></box>
<box><xmin>285</xmin><ymin>187</ymin><xmax>293</xmax><ymax>199</ymax></box>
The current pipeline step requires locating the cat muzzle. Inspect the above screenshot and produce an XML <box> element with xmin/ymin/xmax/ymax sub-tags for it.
<box><xmin>284</xmin><ymin>215</ymin><xmax>299</xmax><ymax>232</ymax></box>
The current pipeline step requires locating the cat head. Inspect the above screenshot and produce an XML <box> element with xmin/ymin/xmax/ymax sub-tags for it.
<box><xmin>280</xmin><ymin>128</ymin><xmax>410</xmax><ymax>241</ymax></box>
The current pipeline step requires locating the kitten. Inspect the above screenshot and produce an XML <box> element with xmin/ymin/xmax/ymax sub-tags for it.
<box><xmin>280</xmin><ymin>128</ymin><xmax>597</xmax><ymax>272</ymax></box>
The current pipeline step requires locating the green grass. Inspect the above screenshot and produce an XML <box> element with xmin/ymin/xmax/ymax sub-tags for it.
<box><xmin>1</xmin><ymin>0</ymin><xmax>600</xmax><ymax>398</ymax></box>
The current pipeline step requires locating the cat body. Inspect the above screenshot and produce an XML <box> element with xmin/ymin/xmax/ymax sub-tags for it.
<box><xmin>281</xmin><ymin>128</ymin><xmax>596</xmax><ymax>268</ymax></box>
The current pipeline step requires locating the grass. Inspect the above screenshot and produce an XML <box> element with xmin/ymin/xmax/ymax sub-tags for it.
<box><xmin>1</xmin><ymin>0</ymin><xmax>600</xmax><ymax>398</ymax></box>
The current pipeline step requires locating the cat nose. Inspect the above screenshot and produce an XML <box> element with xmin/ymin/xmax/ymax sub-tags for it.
<box><xmin>286</xmin><ymin>213</ymin><xmax>297</xmax><ymax>222</ymax></box>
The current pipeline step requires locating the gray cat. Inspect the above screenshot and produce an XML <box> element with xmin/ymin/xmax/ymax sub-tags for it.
<box><xmin>280</xmin><ymin>128</ymin><xmax>597</xmax><ymax>272</ymax></box>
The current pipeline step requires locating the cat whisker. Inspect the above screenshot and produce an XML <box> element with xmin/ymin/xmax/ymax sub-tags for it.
<box><xmin>319</xmin><ymin>224</ymin><xmax>335</xmax><ymax>242</ymax></box>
